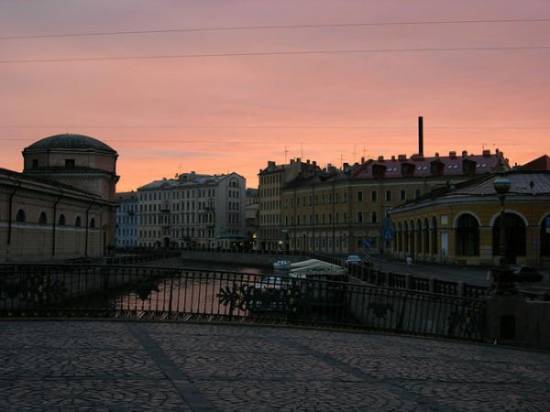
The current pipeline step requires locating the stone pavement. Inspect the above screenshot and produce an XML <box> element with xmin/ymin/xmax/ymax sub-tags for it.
<box><xmin>1</xmin><ymin>321</ymin><xmax>549</xmax><ymax>411</ymax></box>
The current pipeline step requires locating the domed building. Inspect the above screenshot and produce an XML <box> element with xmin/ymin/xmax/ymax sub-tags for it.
<box><xmin>22</xmin><ymin>133</ymin><xmax>119</xmax><ymax>201</ymax></box>
<box><xmin>1</xmin><ymin>133</ymin><xmax>119</xmax><ymax>261</ymax></box>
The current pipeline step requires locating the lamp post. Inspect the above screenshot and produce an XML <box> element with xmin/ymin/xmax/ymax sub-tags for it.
<box><xmin>492</xmin><ymin>176</ymin><xmax>513</xmax><ymax>295</ymax></box>
<box><xmin>494</xmin><ymin>176</ymin><xmax>511</xmax><ymax>265</ymax></box>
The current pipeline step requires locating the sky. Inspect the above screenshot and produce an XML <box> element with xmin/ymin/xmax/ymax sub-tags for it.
<box><xmin>1</xmin><ymin>0</ymin><xmax>549</xmax><ymax>191</ymax></box>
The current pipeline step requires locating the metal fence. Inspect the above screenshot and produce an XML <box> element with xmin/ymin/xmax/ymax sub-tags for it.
<box><xmin>0</xmin><ymin>264</ymin><xmax>486</xmax><ymax>341</ymax></box>
<box><xmin>346</xmin><ymin>264</ymin><xmax>488</xmax><ymax>299</ymax></box>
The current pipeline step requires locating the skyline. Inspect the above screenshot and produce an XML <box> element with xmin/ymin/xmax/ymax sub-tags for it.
<box><xmin>1</xmin><ymin>0</ymin><xmax>550</xmax><ymax>191</ymax></box>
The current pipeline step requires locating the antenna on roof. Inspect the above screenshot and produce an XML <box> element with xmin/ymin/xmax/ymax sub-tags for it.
<box><xmin>284</xmin><ymin>146</ymin><xmax>288</xmax><ymax>163</ymax></box>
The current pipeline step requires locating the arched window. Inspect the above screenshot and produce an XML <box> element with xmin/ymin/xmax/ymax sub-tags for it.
<box><xmin>493</xmin><ymin>213</ymin><xmax>526</xmax><ymax>260</ymax></box>
<box><xmin>416</xmin><ymin>219</ymin><xmax>422</xmax><ymax>254</ymax></box>
<box><xmin>39</xmin><ymin>212</ymin><xmax>47</xmax><ymax>225</ymax></box>
<box><xmin>540</xmin><ymin>215</ymin><xmax>550</xmax><ymax>257</ymax></box>
<box><xmin>423</xmin><ymin>218</ymin><xmax>430</xmax><ymax>253</ymax></box>
<box><xmin>410</xmin><ymin>220</ymin><xmax>415</xmax><ymax>256</ymax></box>
<box><xmin>90</xmin><ymin>218</ymin><xmax>96</xmax><ymax>228</ymax></box>
<box><xmin>58</xmin><ymin>214</ymin><xmax>66</xmax><ymax>226</ymax></box>
<box><xmin>15</xmin><ymin>209</ymin><xmax>26</xmax><ymax>223</ymax></box>
<box><xmin>431</xmin><ymin>217</ymin><xmax>438</xmax><ymax>255</ymax></box>
<box><xmin>75</xmin><ymin>216</ymin><xmax>82</xmax><ymax>227</ymax></box>
<box><xmin>456</xmin><ymin>214</ymin><xmax>480</xmax><ymax>256</ymax></box>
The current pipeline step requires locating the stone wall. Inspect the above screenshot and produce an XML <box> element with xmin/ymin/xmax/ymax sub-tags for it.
<box><xmin>180</xmin><ymin>250</ymin><xmax>310</xmax><ymax>267</ymax></box>
<box><xmin>486</xmin><ymin>296</ymin><xmax>550</xmax><ymax>350</ymax></box>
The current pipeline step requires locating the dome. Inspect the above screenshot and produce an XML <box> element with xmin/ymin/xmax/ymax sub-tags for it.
<box><xmin>24</xmin><ymin>133</ymin><xmax>116</xmax><ymax>154</ymax></box>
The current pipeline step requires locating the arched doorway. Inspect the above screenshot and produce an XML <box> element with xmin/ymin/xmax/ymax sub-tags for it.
<box><xmin>456</xmin><ymin>214</ymin><xmax>480</xmax><ymax>256</ymax></box>
<box><xmin>493</xmin><ymin>213</ymin><xmax>526</xmax><ymax>263</ymax></box>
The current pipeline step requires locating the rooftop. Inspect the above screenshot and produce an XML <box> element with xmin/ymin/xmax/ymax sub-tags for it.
<box><xmin>392</xmin><ymin>170</ymin><xmax>550</xmax><ymax>213</ymax></box>
<box><xmin>353</xmin><ymin>150</ymin><xmax>507</xmax><ymax>179</ymax></box>
<box><xmin>23</xmin><ymin>133</ymin><xmax>117</xmax><ymax>154</ymax></box>
<box><xmin>0</xmin><ymin>167</ymin><xmax>101</xmax><ymax>198</ymax></box>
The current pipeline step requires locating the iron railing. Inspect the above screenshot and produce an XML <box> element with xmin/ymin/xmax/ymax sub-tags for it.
<box><xmin>0</xmin><ymin>264</ymin><xmax>486</xmax><ymax>341</ymax></box>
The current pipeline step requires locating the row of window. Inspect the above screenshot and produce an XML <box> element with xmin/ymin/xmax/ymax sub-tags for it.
<box><xmin>13</xmin><ymin>209</ymin><xmax>96</xmax><ymax>228</ymax></box>
<box><xmin>282</xmin><ymin>189</ymin><xmax>422</xmax><ymax>209</ymax></box>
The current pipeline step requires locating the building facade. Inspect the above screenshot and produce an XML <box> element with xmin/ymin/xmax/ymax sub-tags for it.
<box><xmin>257</xmin><ymin>159</ymin><xmax>320</xmax><ymax>251</ymax></box>
<box><xmin>137</xmin><ymin>172</ymin><xmax>246</xmax><ymax>249</ymax></box>
<box><xmin>245</xmin><ymin>188</ymin><xmax>259</xmax><ymax>249</ymax></box>
<box><xmin>388</xmin><ymin>171</ymin><xmax>550</xmax><ymax>268</ymax></box>
<box><xmin>114</xmin><ymin>191</ymin><xmax>139</xmax><ymax>248</ymax></box>
<box><xmin>279</xmin><ymin>150</ymin><xmax>508</xmax><ymax>255</ymax></box>
<box><xmin>1</xmin><ymin>134</ymin><xmax>119</xmax><ymax>262</ymax></box>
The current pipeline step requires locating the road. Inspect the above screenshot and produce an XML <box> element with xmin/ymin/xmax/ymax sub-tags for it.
<box><xmin>1</xmin><ymin>320</ymin><xmax>549</xmax><ymax>411</ymax></box>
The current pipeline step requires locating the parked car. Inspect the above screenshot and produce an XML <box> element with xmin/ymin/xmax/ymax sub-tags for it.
<box><xmin>344</xmin><ymin>255</ymin><xmax>362</xmax><ymax>266</ymax></box>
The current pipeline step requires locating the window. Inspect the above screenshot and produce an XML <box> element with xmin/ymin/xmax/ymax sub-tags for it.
<box><xmin>371</xmin><ymin>191</ymin><xmax>378</xmax><ymax>202</ymax></box>
<box><xmin>75</xmin><ymin>216</ymin><xmax>82</xmax><ymax>227</ymax></box>
<box><xmin>357</xmin><ymin>191</ymin><xmax>363</xmax><ymax>202</ymax></box>
<box><xmin>90</xmin><ymin>218</ymin><xmax>96</xmax><ymax>228</ymax></box>
<box><xmin>372</xmin><ymin>212</ymin><xmax>377</xmax><ymax>224</ymax></box>
<box><xmin>400</xmin><ymin>190</ymin><xmax>406</xmax><ymax>201</ymax></box>
<box><xmin>32</xmin><ymin>159</ymin><xmax>39</xmax><ymax>168</ymax></box>
<box><xmin>39</xmin><ymin>212</ymin><xmax>47</xmax><ymax>225</ymax></box>
<box><xmin>385</xmin><ymin>191</ymin><xmax>392</xmax><ymax>201</ymax></box>
<box><xmin>58</xmin><ymin>214</ymin><xmax>66</xmax><ymax>226</ymax></box>
<box><xmin>493</xmin><ymin>213</ymin><xmax>526</xmax><ymax>260</ymax></box>
<box><xmin>15</xmin><ymin>209</ymin><xmax>26</xmax><ymax>223</ymax></box>
<box><xmin>357</xmin><ymin>212</ymin><xmax>363</xmax><ymax>224</ymax></box>
<box><xmin>415</xmin><ymin>189</ymin><xmax>421</xmax><ymax>199</ymax></box>
<box><xmin>65</xmin><ymin>159</ymin><xmax>75</xmax><ymax>168</ymax></box>
<box><xmin>456</xmin><ymin>214</ymin><xmax>480</xmax><ymax>256</ymax></box>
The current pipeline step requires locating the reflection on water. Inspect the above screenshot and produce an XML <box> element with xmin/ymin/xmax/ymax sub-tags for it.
<box><xmin>110</xmin><ymin>263</ymin><xmax>276</xmax><ymax>316</ymax></box>
<box><xmin>179</xmin><ymin>260</ymin><xmax>274</xmax><ymax>276</ymax></box>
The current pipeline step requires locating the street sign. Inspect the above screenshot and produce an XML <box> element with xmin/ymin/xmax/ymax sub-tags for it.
<box><xmin>362</xmin><ymin>239</ymin><xmax>372</xmax><ymax>250</ymax></box>
<box><xmin>383</xmin><ymin>217</ymin><xmax>395</xmax><ymax>241</ymax></box>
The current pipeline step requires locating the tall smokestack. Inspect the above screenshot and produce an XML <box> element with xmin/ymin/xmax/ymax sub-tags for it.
<box><xmin>418</xmin><ymin>116</ymin><xmax>424</xmax><ymax>157</ymax></box>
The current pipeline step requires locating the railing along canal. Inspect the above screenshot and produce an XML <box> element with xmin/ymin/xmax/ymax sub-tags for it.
<box><xmin>0</xmin><ymin>264</ymin><xmax>486</xmax><ymax>341</ymax></box>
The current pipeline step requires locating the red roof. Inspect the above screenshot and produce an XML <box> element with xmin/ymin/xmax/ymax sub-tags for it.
<box><xmin>352</xmin><ymin>151</ymin><xmax>507</xmax><ymax>179</ymax></box>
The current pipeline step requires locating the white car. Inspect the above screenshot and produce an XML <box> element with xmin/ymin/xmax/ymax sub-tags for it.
<box><xmin>344</xmin><ymin>255</ymin><xmax>362</xmax><ymax>266</ymax></box>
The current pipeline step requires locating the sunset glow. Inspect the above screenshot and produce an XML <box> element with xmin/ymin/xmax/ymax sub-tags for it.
<box><xmin>1</xmin><ymin>0</ymin><xmax>549</xmax><ymax>191</ymax></box>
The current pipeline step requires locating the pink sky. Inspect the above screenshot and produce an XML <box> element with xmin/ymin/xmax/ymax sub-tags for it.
<box><xmin>1</xmin><ymin>0</ymin><xmax>549</xmax><ymax>191</ymax></box>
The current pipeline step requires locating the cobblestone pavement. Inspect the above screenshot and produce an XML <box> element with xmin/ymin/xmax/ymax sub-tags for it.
<box><xmin>1</xmin><ymin>321</ymin><xmax>549</xmax><ymax>411</ymax></box>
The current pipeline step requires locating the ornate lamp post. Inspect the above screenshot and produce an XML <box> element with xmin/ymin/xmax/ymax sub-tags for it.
<box><xmin>494</xmin><ymin>176</ymin><xmax>511</xmax><ymax>265</ymax></box>
<box><xmin>492</xmin><ymin>176</ymin><xmax>515</xmax><ymax>294</ymax></box>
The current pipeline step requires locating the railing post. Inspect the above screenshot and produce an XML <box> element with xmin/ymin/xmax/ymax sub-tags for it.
<box><xmin>406</xmin><ymin>274</ymin><xmax>413</xmax><ymax>290</ymax></box>
<box><xmin>458</xmin><ymin>282</ymin><xmax>465</xmax><ymax>297</ymax></box>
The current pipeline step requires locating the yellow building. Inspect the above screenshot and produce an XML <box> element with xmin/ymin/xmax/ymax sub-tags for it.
<box><xmin>280</xmin><ymin>150</ymin><xmax>508</xmax><ymax>255</ymax></box>
<box><xmin>388</xmin><ymin>171</ymin><xmax>550</xmax><ymax>268</ymax></box>
<box><xmin>1</xmin><ymin>134</ymin><xmax>118</xmax><ymax>262</ymax></box>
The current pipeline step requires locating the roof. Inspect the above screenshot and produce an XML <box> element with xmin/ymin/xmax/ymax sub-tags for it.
<box><xmin>0</xmin><ymin>167</ymin><xmax>101</xmax><ymax>198</ymax></box>
<box><xmin>23</xmin><ymin>133</ymin><xmax>117</xmax><ymax>154</ymax></box>
<box><xmin>352</xmin><ymin>151</ymin><xmax>507</xmax><ymax>179</ymax></box>
<box><xmin>391</xmin><ymin>170</ymin><xmax>550</xmax><ymax>214</ymax></box>
<box><xmin>115</xmin><ymin>191</ymin><xmax>138</xmax><ymax>201</ymax></box>
<box><xmin>519</xmin><ymin>155</ymin><xmax>550</xmax><ymax>171</ymax></box>
<box><xmin>138</xmin><ymin>172</ymin><xmax>243</xmax><ymax>191</ymax></box>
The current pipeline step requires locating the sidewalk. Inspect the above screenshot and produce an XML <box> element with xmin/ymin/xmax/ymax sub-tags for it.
<box><xmin>1</xmin><ymin>320</ymin><xmax>549</xmax><ymax>411</ymax></box>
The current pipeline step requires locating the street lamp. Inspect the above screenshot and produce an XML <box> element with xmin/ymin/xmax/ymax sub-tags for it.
<box><xmin>492</xmin><ymin>175</ymin><xmax>514</xmax><ymax>295</ymax></box>
<box><xmin>494</xmin><ymin>176</ymin><xmax>511</xmax><ymax>265</ymax></box>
